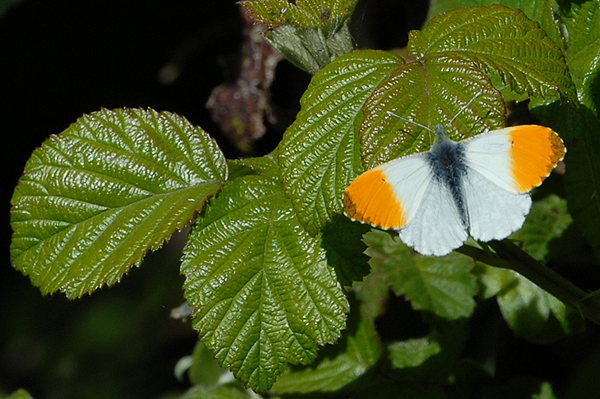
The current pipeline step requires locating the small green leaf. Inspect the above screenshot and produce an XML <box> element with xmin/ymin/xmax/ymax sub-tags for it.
<box><xmin>410</xmin><ymin>5</ymin><xmax>576</xmax><ymax>102</ymax></box>
<box><xmin>231</xmin><ymin>150</ymin><xmax>280</xmax><ymax>178</ymax></box>
<box><xmin>477</xmin><ymin>265</ymin><xmax>584</xmax><ymax>343</ymax></box>
<box><xmin>354</xmin><ymin>247</ymin><xmax>392</xmax><ymax>319</ymax></box>
<box><xmin>265</xmin><ymin>23</ymin><xmax>355</xmax><ymax>74</ymax></box>
<box><xmin>483</xmin><ymin>377</ymin><xmax>556</xmax><ymax>399</ymax></box>
<box><xmin>388</xmin><ymin>337</ymin><xmax>441</xmax><ymax>369</ymax></box>
<box><xmin>10</xmin><ymin>108</ymin><xmax>227</xmax><ymax>298</ymax></box>
<box><xmin>179</xmin><ymin>385</ymin><xmax>252</xmax><ymax>399</ymax></box>
<box><xmin>188</xmin><ymin>341</ymin><xmax>231</xmax><ymax>388</ymax></box>
<box><xmin>242</xmin><ymin>0</ymin><xmax>358</xmax><ymax>29</ymax></box>
<box><xmin>5</xmin><ymin>389</ymin><xmax>34</xmax><ymax>399</ymax></box>
<box><xmin>280</xmin><ymin>50</ymin><xmax>403</xmax><ymax>234</ymax></box>
<box><xmin>363</xmin><ymin>230</ymin><xmax>477</xmax><ymax>320</ymax></box>
<box><xmin>271</xmin><ymin>297</ymin><xmax>381</xmax><ymax>394</ymax></box>
<box><xmin>242</xmin><ymin>0</ymin><xmax>359</xmax><ymax>73</ymax></box>
<box><xmin>511</xmin><ymin>194</ymin><xmax>573</xmax><ymax>262</ymax></box>
<box><xmin>181</xmin><ymin>175</ymin><xmax>349</xmax><ymax>393</ymax></box>
<box><xmin>387</xmin><ymin>320</ymin><xmax>468</xmax><ymax>383</ymax></box>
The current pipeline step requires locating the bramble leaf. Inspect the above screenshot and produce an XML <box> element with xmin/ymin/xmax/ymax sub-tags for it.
<box><xmin>270</xmin><ymin>297</ymin><xmax>381</xmax><ymax>394</ymax></box>
<box><xmin>242</xmin><ymin>0</ymin><xmax>358</xmax><ymax>73</ymax></box>
<box><xmin>359</xmin><ymin>54</ymin><xmax>506</xmax><ymax>169</ymax></box>
<box><xmin>181</xmin><ymin>174</ymin><xmax>349</xmax><ymax>393</ymax></box>
<box><xmin>410</xmin><ymin>5</ymin><xmax>576</xmax><ymax>103</ymax></box>
<box><xmin>557</xmin><ymin>0</ymin><xmax>600</xmax><ymax>261</ymax></box>
<box><xmin>477</xmin><ymin>265</ymin><xmax>584</xmax><ymax>343</ymax></box>
<box><xmin>364</xmin><ymin>230</ymin><xmax>477</xmax><ymax>320</ymax></box>
<box><xmin>10</xmin><ymin>108</ymin><xmax>226</xmax><ymax>298</ymax></box>
<box><xmin>280</xmin><ymin>50</ymin><xmax>402</xmax><ymax>234</ymax></box>
<box><xmin>242</xmin><ymin>0</ymin><xmax>358</xmax><ymax>29</ymax></box>
<box><xmin>511</xmin><ymin>194</ymin><xmax>573</xmax><ymax>262</ymax></box>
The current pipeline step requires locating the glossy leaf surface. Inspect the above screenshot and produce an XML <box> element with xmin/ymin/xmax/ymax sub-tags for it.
<box><xmin>10</xmin><ymin>108</ymin><xmax>227</xmax><ymax>298</ymax></box>
<box><xmin>181</xmin><ymin>174</ymin><xmax>349</xmax><ymax>392</ymax></box>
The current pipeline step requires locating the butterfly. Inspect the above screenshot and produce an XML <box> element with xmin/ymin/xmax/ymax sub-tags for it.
<box><xmin>343</xmin><ymin>122</ymin><xmax>566</xmax><ymax>256</ymax></box>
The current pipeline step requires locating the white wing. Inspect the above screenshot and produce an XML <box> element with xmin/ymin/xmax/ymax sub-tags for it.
<box><xmin>462</xmin><ymin>129</ymin><xmax>518</xmax><ymax>192</ymax></box>
<box><xmin>378</xmin><ymin>154</ymin><xmax>434</xmax><ymax>227</ymax></box>
<box><xmin>462</xmin><ymin>145</ymin><xmax>532</xmax><ymax>242</ymax></box>
<box><xmin>398</xmin><ymin>177</ymin><xmax>469</xmax><ymax>257</ymax></box>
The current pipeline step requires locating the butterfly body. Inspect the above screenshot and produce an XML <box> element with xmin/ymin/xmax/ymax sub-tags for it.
<box><xmin>343</xmin><ymin>125</ymin><xmax>566</xmax><ymax>256</ymax></box>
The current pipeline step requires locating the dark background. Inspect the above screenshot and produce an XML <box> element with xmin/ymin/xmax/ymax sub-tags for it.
<box><xmin>0</xmin><ymin>1</ymin><xmax>428</xmax><ymax>397</ymax></box>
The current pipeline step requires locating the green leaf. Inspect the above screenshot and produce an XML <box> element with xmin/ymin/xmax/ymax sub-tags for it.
<box><xmin>270</xmin><ymin>296</ymin><xmax>381</xmax><ymax>394</ymax></box>
<box><xmin>360</xmin><ymin>54</ymin><xmax>506</xmax><ymax>169</ymax></box>
<box><xmin>556</xmin><ymin>1</ymin><xmax>600</xmax><ymax>261</ymax></box>
<box><xmin>363</xmin><ymin>230</ymin><xmax>477</xmax><ymax>320</ymax></box>
<box><xmin>510</xmin><ymin>194</ymin><xmax>573</xmax><ymax>262</ymax></box>
<box><xmin>5</xmin><ymin>389</ymin><xmax>34</xmax><ymax>399</ymax></box>
<box><xmin>321</xmin><ymin>215</ymin><xmax>371</xmax><ymax>286</ymax></box>
<box><xmin>560</xmin><ymin>0</ymin><xmax>600</xmax><ymax>112</ymax></box>
<box><xmin>564</xmin><ymin>130</ymin><xmax>600</xmax><ymax>261</ymax></box>
<box><xmin>426</xmin><ymin>1</ymin><xmax>564</xmax><ymax>51</ymax></box>
<box><xmin>181</xmin><ymin>175</ymin><xmax>349</xmax><ymax>393</ymax></box>
<box><xmin>387</xmin><ymin>320</ymin><xmax>468</xmax><ymax>383</ymax></box>
<box><xmin>411</xmin><ymin>5</ymin><xmax>576</xmax><ymax>103</ymax></box>
<box><xmin>483</xmin><ymin>377</ymin><xmax>556</xmax><ymax>399</ymax></box>
<box><xmin>265</xmin><ymin>23</ymin><xmax>355</xmax><ymax>74</ymax></box>
<box><xmin>10</xmin><ymin>108</ymin><xmax>227</xmax><ymax>298</ymax></box>
<box><xmin>179</xmin><ymin>385</ymin><xmax>253</xmax><ymax>399</ymax></box>
<box><xmin>242</xmin><ymin>0</ymin><xmax>358</xmax><ymax>29</ymax></box>
<box><xmin>231</xmin><ymin>150</ymin><xmax>280</xmax><ymax>178</ymax></box>
<box><xmin>477</xmin><ymin>265</ymin><xmax>584</xmax><ymax>343</ymax></box>
<box><xmin>280</xmin><ymin>50</ymin><xmax>403</xmax><ymax>234</ymax></box>
<box><xmin>188</xmin><ymin>341</ymin><xmax>231</xmax><ymax>388</ymax></box>
<box><xmin>388</xmin><ymin>337</ymin><xmax>441</xmax><ymax>369</ymax></box>
<box><xmin>242</xmin><ymin>0</ymin><xmax>359</xmax><ymax>73</ymax></box>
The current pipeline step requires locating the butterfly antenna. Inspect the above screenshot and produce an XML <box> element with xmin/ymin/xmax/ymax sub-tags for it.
<box><xmin>387</xmin><ymin>111</ymin><xmax>434</xmax><ymax>133</ymax></box>
<box><xmin>449</xmin><ymin>92</ymin><xmax>482</xmax><ymax>126</ymax></box>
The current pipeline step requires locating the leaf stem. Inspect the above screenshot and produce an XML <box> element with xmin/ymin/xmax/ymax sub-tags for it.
<box><xmin>458</xmin><ymin>240</ymin><xmax>600</xmax><ymax>325</ymax></box>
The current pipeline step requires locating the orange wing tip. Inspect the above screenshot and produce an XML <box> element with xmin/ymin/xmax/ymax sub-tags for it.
<box><xmin>508</xmin><ymin>125</ymin><xmax>566</xmax><ymax>192</ymax></box>
<box><xmin>343</xmin><ymin>168</ymin><xmax>406</xmax><ymax>229</ymax></box>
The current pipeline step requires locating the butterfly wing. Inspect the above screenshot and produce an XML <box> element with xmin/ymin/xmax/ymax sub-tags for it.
<box><xmin>398</xmin><ymin>176</ymin><xmax>469</xmax><ymax>256</ymax></box>
<box><xmin>344</xmin><ymin>153</ymin><xmax>469</xmax><ymax>256</ymax></box>
<box><xmin>343</xmin><ymin>154</ymin><xmax>432</xmax><ymax>230</ymax></box>
<box><xmin>462</xmin><ymin>125</ymin><xmax>565</xmax><ymax>242</ymax></box>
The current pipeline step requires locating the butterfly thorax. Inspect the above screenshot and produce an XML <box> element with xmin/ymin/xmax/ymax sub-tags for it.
<box><xmin>426</xmin><ymin>125</ymin><xmax>469</xmax><ymax>229</ymax></box>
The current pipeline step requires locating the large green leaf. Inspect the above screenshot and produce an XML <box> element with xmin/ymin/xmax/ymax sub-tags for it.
<box><xmin>410</xmin><ymin>5</ymin><xmax>575</xmax><ymax>102</ymax></box>
<box><xmin>425</xmin><ymin>1</ymin><xmax>564</xmax><ymax>50</ymax></box>
<box><xmin>181</xmin><ymin>174</ymin><xmax>349</xmax><ymax>393</ymax></box>
<box><xmin>560</xmin><ymin>0</ymin><xmax>600</xmax><ymax>112</ymax></box>
<box><xmin>558</xmin><ymin>0</ymin><xmax>600</xmax><ymax>261</ymax></box>
<box><xmin>363</xmin><ymin>230</ymin><xmax>477</xmax><ymax>320</ymax></box>
<box><xmin>359</xmin><ymin>55</ymin><xmax>506</xmax><ymax>168</ymax></box>
<box><xmin>10</xmin><ymin>108</ymin><xmax>227</xmax><ymax>298</ymax></box>
<box><xmin>280</xmin><ymin>50</ymin><xmax>402</xmax><ymax>234</ymax></box>
<box><xmin>360</xmin><ymin>5</ymin><xmax>573</xmax><ymax>169</ymax></box>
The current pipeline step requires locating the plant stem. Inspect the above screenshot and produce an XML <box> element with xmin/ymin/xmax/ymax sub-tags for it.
<box><xmin>459</xmin><ymin>240</ymin><xmax>600</xmax><ymax>325</ymax></box>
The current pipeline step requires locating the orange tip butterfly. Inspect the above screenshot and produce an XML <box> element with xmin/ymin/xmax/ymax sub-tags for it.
<box><xmin>343</xmin><ymin>120</ymin><xmax>566</xmax><ymax>257</ymax></box>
